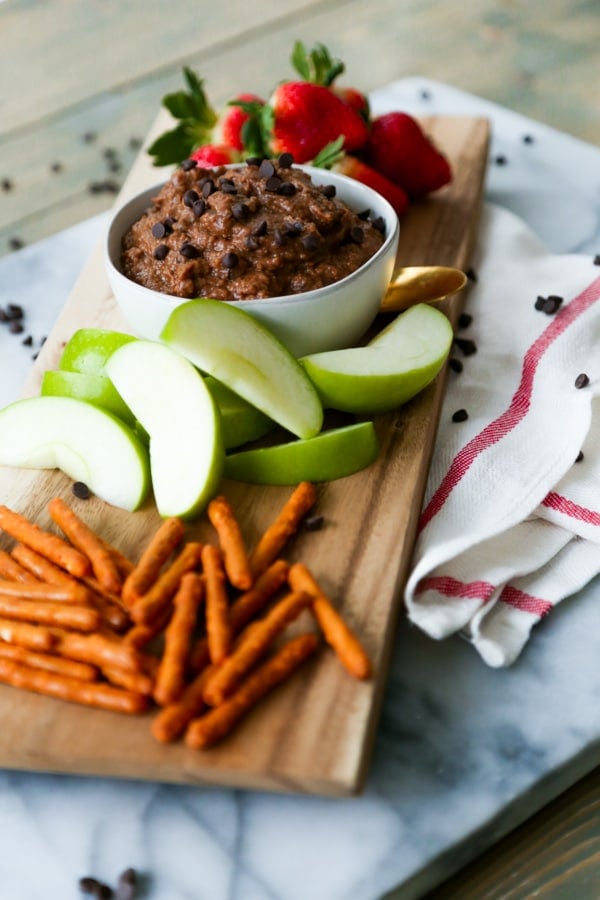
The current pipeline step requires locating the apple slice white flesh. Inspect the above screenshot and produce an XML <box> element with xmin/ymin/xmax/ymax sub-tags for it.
<box><xmin>59</xmin><ymin>328</ymin><xmax>136</xmax><ymax>375</ymax></box>
<box><xmin>224</xmin><ymin>422</ymin><xmax>379</xmax><ymax>484</ymax></box>
<box><xmin>41</xmin><ymin>370</ymin><xmax>137</xmax><ymax>427</ymax></box>
<box><xmin>0</xmin><ymin>396</ymin><xmax>150</xmax><ymax>510</ymax></box>
<box><xmin>204</xmin><ymin>377</ymin><xmax>275</xmax><ymax>449</ymax></box>
<box><xmin>106</xmin><ymin>340</ymin><xmax>224</xmax><ymax>519</ymax></box>
<box><xmin>299</xmin><ymin>303</ymin><xmax>453</xmax><ymax>414</ymax></box>
<box><xmin>161</xmin><ymin>299</ymin><xmax>323</xmax><ymax>440</ymax></box>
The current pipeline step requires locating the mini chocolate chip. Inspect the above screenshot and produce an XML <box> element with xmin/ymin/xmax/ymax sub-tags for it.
<box><xmin>259</xmin><ymin>160</ymin><xmax>276</xmax><ymax>178</ymax></box>
<box><xmin>454</xmin><ymin>337</ymin><xmax>477</xmax><ymax>356</ymax></box>
<box><xmin>494</xmin><ymin>154</ymin><xmax>507</xmax><ymax>165</ymax></box>
<box><xmin>321</xmin><ymin>184</ymin><xmax>336</xmax><ymax>199</ymax></box>
<box><xmin>182</xmin><ymin>158</ymin><xmax>197</xmax><ymax>171</ymax></box>
<box><xmin>277</xmin><ymin>182</ymin><xmax>296</xmax><ymax>196</ymax></box>
<box><xmin>183</xmin><ymin>189</ymin><xmax>200</xmax><ymax>207</ymax></box>
<box><xmin>372</xmin><ymin>216</ymin><xmax>386</xmax><ymax>235</ymax></box>
<box><xmin>303</xmin><ymin>514</ymin><xmax>324</xmax><ymax>531</ymax></box>
<box><xmin>108</xmin><ymin>160</ymin><xmax>122</xmax><ymax>173</ymax></box>
<box><xmin>543</xmin><ymin>295</ymin><xmax>563</xmax><ymax>315</ymax></box>
<box><xmin>265</xmin><ymin>175</ymin><xmax>282</xmax><ymax>192</ymax></box>
<box><xmin>129</xmin><ymin>136</ymin><xmax>143</xmax><ymax>150</ymax></box>
<box><xmin>2</xmin><ymin>178</ymin><xmax>13</xmax><ymax>191</ymax></box>
<box><xmin>350</xmin><ymin>226</ymin><xmax>364</xmax><ymax>244</ymax></box>
<box><xmin>522</xmin><ymin>134</ymin><xmax>534</xmax><ymax>144</ymax></box>
<box><xmin>73</xmin><ymin>482</ymin><xmax>91</xmax><ymax>500</ymax></box>
<box><xmin>449</xmin><ymin>358</ymin><xmax>463</xmax><ymax>373</ymax></box>
<box><xmin>153</xmin><ymin>244</ymin><xmax>169</xmax><ymax>260</ymax></box>
<box><xmin>575</xmin><ymin>373</ymin><xmax>590</xmax><ymax>389</ymax></box>
<box><xmin>222</xmin><ymin>251</ymin><xmax>238</xmax><ymax>269</ymax></box>
<box><xmin>96</xmin><ymin>886</ymin><xmax>114</xmax><ymax>900</ymax></box>
<box><xmin>151</xmin><ymin>222</ymin><xmax>166</xmax><ymax>239</ymax></box>
<box><xmin>0</xmin><ymin>308</ymin><xmax>7</xmax><ymax>322</ymax></box>
<box><xmin>103</xmin><ymin>179</ymin><xmax>120</xmax><ymax>194</ymax></box>
<box><xmin>40</xmin><ymin>335</ymin><xmax>46</xmax><ymax>345</ymax></box>
<box><xmin>9</xmin><ymin>321</ymin><xmax>23</xmax><ymax>334</ymax></box>
<box><xmin>31</xmin><ymin>352</ymin><xmax>39</xmax><ymax>360</ymax></box>
<box><xmin>245</xmin><ymin>156</ymin><xmax>263</xmax><ymax>167</ymax></box>
<box><xmin>458</xmin><ymin>313</ymin><xmax>472</xmax><ymax>329</ymax></box>
<box><xmin>302</xmin><ymin>234</ymin><xmax>319</xmax><ymax>251</ymax></box>
<box><xmin>284</xmin><ymin>221</ymin><xmax>303</xmax><ymax>236</ymax></box>
<box><xmin>278</xmin><ymin>152</ymin><xmax>294</xmax><ymax>168</ymax></box>
<box><xmin>8</xmin><ymin>237</ymin><xmax>24</xmax><ymax>251</ymax></box>
<box><xmin>252</xmin><ymin>220</ymin><xmax>267</xmax><ymax>237</ymax></box>
<box><xmin>7</xmin><ymin>304</ymin><xmax>23</xmax><ymax>319</ymax></box>
<box><xmin>245</xmin><ymin>236</ymin><xmax>259</xmax><ymax>251</ymax></box>
<box><xmin>180</xmin><ymin>242</ymin><xmax>200</xmax><ymax>259</ymax></box>
<box><xmin>219</xmin><ymin>178</ymin><xmax>237</xmax><ymax>194</ymax></box>
<box><xmin>21</xmin><ymin>335</ymin><xmax>33</xmax><ymax>347</ymax></box>
<box><xmin>420</xmin><ymin>88</ymin><xmax>431</xmax><ymax>100</ymax></box>
<box><xmin>273</xmin><ymin>229</ymin><xmax>285</xmax><ymax>246</ymax></box>
<box><xmin>103</xmin><ymin>147</ymin><xmax>117</xmax><ymax>159</ymax></box>
<box><xmin>575</xmin><ymin>450</ymin><xmax>584</xmax><ymax>463</ymax></box>
<box><xmin>452</xmin><ymin>408</ymin><xmax>469</xmax><ymax>422</ymax></box>
<box><xmin>534</xmin><ymin>295</ymin><xmax>546</xmax><ymax>311</ymax></box>
<box><xmin>163</xmin><ymin>216</ymin><xmax>176</xmax><ymax>231</ymax></box>
<box><xmin>594</xmin><ymin>254</ymin><xmax>600</xmax><ymax>265</ymax></box>
<box><xmin>357</xmin><ymin>208</ymin><xmax>371</xmax><ymax>220</ymax></box>
<box><xmin>79</xmin><ymin>875</ymin><xmax>101</xmax><ymax>892</ymax></box>
<box><xmin>82</xmin><ymin>131</ymin><xmax>97</xmax><ymax>143</ymax></box>
<box><xmin>202</xmin><ymin>180</ymin><xmax>217</xmax><ymax>197</ymax></box>
<box><xmin>232</xmin><ymin>202</ymin><xmax>249</xmax><ymax>221</ymax></box>
<box><xmin>192</xmin><ymin>199</ymin><xmax>206</xmax><ymax>218</ymax></box>
<box><xmin>466</xmin><ymin>268</ymin><xmax>478</xmax><ymax>282</ymax></box>
<box><xmin>50</xmin><ymin>161</ymin><xmax>63</xmax><ymax>174</ymax></box>
<box><xmin>116</xmin><ymin>868</ymin><xmax>138</xmax><ymax>900</ymax></box>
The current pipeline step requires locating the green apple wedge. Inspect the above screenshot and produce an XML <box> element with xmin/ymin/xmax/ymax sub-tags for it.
<box><xmin>106</xmin><ymin>339</ymin><xmax>224</xmax><ymax>519</ymax></box>
<box><xmin>41</xmin><ymin>370</ymin><xmax>137</xmax><ymax>427</ymax></box>
<box><xmin>161</xmin><ymin>299</ymin><xmax>323</xmax><ymax>440</ymax></box>
<box><xmin>59</xmin><ymin>328</ymin><xmax>136</xmax><ymax>375</ymax></box>
<box><xmin>204</xmin><ymin>377</ymin><xmax>275</xmax><ymax>449</ymax></box>
<box><xmin>299</xmin><ymin>303</ymin><xmax>454</xmax><ymax>414</ymax></box>
<box><xmin>0</xmin><ymin>396</ymin><xmax>150</xmax><ymax>510</ymax></box>
<box><xmin>224</xmin><ymin>421</ymin><xmax>379</xmax><ymax>484</ymax></box>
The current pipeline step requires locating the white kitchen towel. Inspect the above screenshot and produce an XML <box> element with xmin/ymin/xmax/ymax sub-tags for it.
<box><xmin>404</xmin><ymin>202</ymin><xmax>600</xmax><ymax>665</ymax></box>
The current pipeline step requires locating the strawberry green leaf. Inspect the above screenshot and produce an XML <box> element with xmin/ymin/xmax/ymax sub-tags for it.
<box><xmin>147</xmin><ymin>125</ymin><xmax>192</xmax><ymax>167</ymax></box>
<box><xmin>311</xmin><ymin>136</ymin><xmax>345</xmax><ymax>170</ymax></box>
<box><xmin>147</xmin><ymin>67</ymin><xmax>217</xmax><ymax>166</ymax></box>
<box><xmin>291</xmin><ymin>40</ymin><xmax>345</xmax><ymax>87</ymax></box>
<box><xmin>162</xmin><ymin>90</ymin><xmax>199</xmax><ymax>120</ymax></box>
<box><xmin>230</xmin><ymin>100</ymin><xmax>275</xmax><ymax>158</ymax></box>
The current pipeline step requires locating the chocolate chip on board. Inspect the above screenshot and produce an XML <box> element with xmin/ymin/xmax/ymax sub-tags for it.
<box><xmin>453</xmin><ymin>337</ymin><xmax>477</xmax><ymax>356</ymax></box>
<box><xmin>72</xmin><ymin>481</ymin><xmax>91</xmax><ymax>500</ymax></box>
<box><xmin>458</xmin><ymin>312</ymin><xmax>472</xmax><ymax>329</ymax></box>
<box><xmin>303</xmin><ymin>515</ymin><xmax>324</xmax><ymax>532</ymax></box>
<box><xmin>449</xmin><ymin>357</ymin><xmax>463</xmax><ymax>373</ymax></box>
<box><xmin>574</xmin><ymin>373</ymin><xmax>590</xmax><ymax>389</ymax></box>
<box><xmin>452</xmin><ymin>408</ymin><xmax>469</xmax><ymax>423</ymax></box>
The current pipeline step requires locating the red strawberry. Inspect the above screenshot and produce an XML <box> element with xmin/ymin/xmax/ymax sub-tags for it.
<box><xmin>334</xmin><ymin>155</ymin><xmax>409</xmax><ymax>217</ymax></box>
<box><xmin>332</xmin><ymin>86</ymin><xmax>370</xmax><ymax>122</ymax></box>
<box><xmin>189</xmin><ymin>144</ymin><xmax>240</xmax><ymax>167</ymax></box>
<box><xmin>269</xmin><ymin>82</ymin><xmax>369</xmax><ymax>163</ymax></box>
<box><xmin>213</xmin><ymin>92</ymin><xmax>264</xmax><ymax>151</ymax></box>
<box><xmin>365</xmin><ymin>112</ymin><xmax>452</xmax><ymax>197</ymax></box>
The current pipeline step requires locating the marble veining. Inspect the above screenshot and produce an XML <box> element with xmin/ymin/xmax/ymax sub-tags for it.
<box><xmin>0</xmin><ymin>81</ymin><xmax>598</xmax><ymax>899</ymax></box>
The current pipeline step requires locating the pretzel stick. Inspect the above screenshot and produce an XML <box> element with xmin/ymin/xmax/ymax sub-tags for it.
<box><xmin>11</xmin><ymin>545</ymin><xmax>94</xmax><ymax>604</ymax></box>
<box><xmin>154</xmin><ymin>573</ymin><xmax>203</xmax><ymax>707</ymax></box>
<box><xmin>130</xmin><ymin>542</ymin><xmax>203</xmax><ymax>626</ymax></box>
<box><xmin>202</xmin><ymin>545</ymin><xmax>232</xmax><ymax>665</ymax></box>
<box><xmin>288</xmin><ymin>563</ymin><xmax>371</xmax><ymax>679</ymax></box>
<box><xmin>0</xmin><ymin>641</ymin><xmax>98</xmax><ymax>682</ymax></box>
<box><xmin>0</xmin><ymin>618</ymin><xmax>56</xmax><ymax>652</ymax></box>
<box><xmin>124</xmin><ymin>605</ymin><xmax>172</xmax><ymax>650</ymax></box>
<box><xmin>189</xmin><ymin>559</ymin><xmax>289</xmax><ymax>673</ymax></box>
<box><xmin>79</xmin><ymin>576</ymin><xmax>130</xmax><ymax>632</ymax></box>
<box><xmin>98</xmin><ymin>536</ymin><xmax>135</xmax><ymax>578</ymax></box>
<box><xmin>185</xmin><ymin>633</ymin><xmax>318</xmax><ymax>749</ymax></box>
<box><xmin>102</xmin><ymin>665</ymin><xmax>155</xmax><ymax>696</ymax></box>
<box><xmin>0</xmin><ymin>579</ymin><xmax>92</xmax><ymax>604</ymax></box>
<box><xmin>55</xmin><ymin>631</ymin><xmax>141</xmax><ymax>672</ymax></box>
<box><xmin>151</xmin><ymin>667</ymin><xmax>212</xmax><ymax>743</ymax></box>
<box><xmin>203</xmin><ymin>590</ymin><xmax>312</xmax><ymax>706</ymax></box>
<box><xmin>122</xmin><ymin>517</ymin><xmax>185</xmax><ymax>606</ymax></box>
<box><xmin>48</xmin><ymin>497</ymin><xmax>121</xmax><ymax>594</ymax></box>
<box><xmin>0</xmin><ymin>594</ymin><xmax>100</xmax><ymax>632</ymax></box>
<box><xmin>0</xmin><ymin>548</ymin><xmax>39</xmax><ymax>584</ymax></box>
<box><xmin>0</xmin><ymin>504</ymin><xmax>90</xmax><ymax>578</ymax></box>
<box><xmin>208</xmin><ymin>496</ymin><xmax>253</xmax><ymax>591</ymax></box>
<box><xmin>0</xmin><ymin>658</ymin><xmax>148</xmax><ymax>714</ymax></box>
<box><xmin>249</xmin><ymin>482</ymin><xmax>317</xmax><ymax>578</ymax></box>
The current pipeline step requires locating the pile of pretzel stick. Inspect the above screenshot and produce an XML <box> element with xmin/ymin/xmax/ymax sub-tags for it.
<box><xmin>0</xmin><ymin>482</ymin><xmax>371</xmax><ymax>749</ymax></box>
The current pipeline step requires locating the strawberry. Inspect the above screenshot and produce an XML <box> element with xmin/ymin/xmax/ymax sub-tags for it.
<box><xmin>332</xmin><ymin>86</ymin><xmax>370</xmax><ymax>122</ymax></box>
<box><xmin>365</xmin><ymin>112</ymin><xmax>452</xmax><ymax>197</ymax></box>
<box><xmin>269</xmin><ymin>81</ymin><xmax>369</xmax><ymax>163</ymax></box>
<box><xmin>213</xmin><ymin>92</ymin><xmax>265</xmax><ymax>151</ymax></box>
<box><xmin>290</xmin><ymin>40</ymin><xmax>370</xmax><ymax>124</ymax></box>
<box><xmin>189</xmin><ymin>144</ymin><xmax>240</xmax><ymax>167</ymax></box>
<box><xmin>334</xmin><ymin>154</ymin><xmax>409</xmax><ymax>217</ymax></box>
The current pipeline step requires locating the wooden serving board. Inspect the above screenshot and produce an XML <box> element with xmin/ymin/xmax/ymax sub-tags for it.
<box><xmin>0</xmin><ymin>115</ymin><xmax>489</xmax><ymax>796</ymax></box>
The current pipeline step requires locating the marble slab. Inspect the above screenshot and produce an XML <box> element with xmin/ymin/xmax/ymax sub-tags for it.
<box><xmin>0</xmin><ymin>80</ymin><xmax>598</xmax><ymax>900</ymax></box>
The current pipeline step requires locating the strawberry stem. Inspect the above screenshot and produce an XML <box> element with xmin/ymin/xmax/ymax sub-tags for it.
<box><xmin>147</xmin><ymin>67</ymin><xmax>217</xmax><ymax>166</ymax></box>
<box><xmin>311</xmin><ymin>136</ymin><xmax>345</xmax><ymax>169</ymax></box>
<box><xmin>291</xmin><ymin>40</ymin><xmax>345</xmax><ymax>86</ymax></box>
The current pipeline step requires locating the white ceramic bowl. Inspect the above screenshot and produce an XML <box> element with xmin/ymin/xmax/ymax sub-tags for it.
<box><xmin>105</xmin><ymin>164</ymin><xmax>399</xmax><ymax>357</ymax></box>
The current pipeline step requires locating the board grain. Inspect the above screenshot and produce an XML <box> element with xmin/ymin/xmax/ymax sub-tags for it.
<box><xmin>0</xmin><ymin>115</ymin><xmax>489</xmax><ymax>796</ymax></box>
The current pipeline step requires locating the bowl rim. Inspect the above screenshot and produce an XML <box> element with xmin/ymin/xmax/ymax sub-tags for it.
<box><xmin>105</xmin><ymin>162</ymin><xmax>400</xmax><ymax>309</ymax></box>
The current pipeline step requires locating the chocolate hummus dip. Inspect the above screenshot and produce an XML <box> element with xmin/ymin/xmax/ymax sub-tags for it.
<box><xmin>120</xmin><ymin>155</ymin><xmax>386</xmax><ymax>300</ymax></box>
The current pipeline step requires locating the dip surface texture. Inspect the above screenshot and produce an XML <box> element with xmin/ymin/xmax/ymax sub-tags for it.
<box><xmin>120</xmin><ymin>160</ymin><xmax>385</xmax><ymax>300</ymax></box>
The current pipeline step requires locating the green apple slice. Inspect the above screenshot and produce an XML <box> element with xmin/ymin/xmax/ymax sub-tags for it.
<box><xmin>106</xmin><ymin>340</ymin><xmax>224</xmax><ymax>519</ymax></box>
<box><xmin>41</xmin><ymin>370</ymin><xmax>137</xmax><ymax>427</ymax></box>
<box><xmin>224</xmin><ymin>422</ymin><xmax>379</xmax><ymax>484</ymax></box>
<box><xmin>161</xmin><ymin>299</ymin><xmax>323</xmax><ymax>440</ymax></box>
<box><xmin>59</xmin><ymin>328</ymin><xmax>136</xmax><ymax>375</ymax></box>
<box><xmin>204</xmin><ymin>377</ymin><xmax>275</xmax><ymax>449</ymax></box>
<box><xmin>0</xmin><ymin>396</ymin><xmax>150</xmax><ymax>510</ymax></box>
<box><xmin>299</xmin><ymin>304</ymin><xmax>453</xmax><ymax>414</ymax></box>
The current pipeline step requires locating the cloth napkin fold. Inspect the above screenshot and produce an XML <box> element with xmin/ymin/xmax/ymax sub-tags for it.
<box><xmin>405</xmin><ymin>203</ymin><xmax>600</xmax><ymax>666</ymax></box>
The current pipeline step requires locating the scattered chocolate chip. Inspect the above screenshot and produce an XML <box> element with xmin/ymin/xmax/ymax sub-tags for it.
<box><xmin>273</xmin><ymin>229</ymin><xmax>285</xmax><ymax>246</ymax></box>
<box><xmin>40</xmin><ymin>335</ymin><xmax>46</xmax><ymax>345</ymax></box>
<box><xmin>252</xmin><ymin>220</ymin><xmax>267</xmax><ymax>237</ymax></box>
<box><xmin>82</xmin><ymin>131</ymin><xmax>97</xmax><ymax>143</ymax></box>
<box><xmin>593</xmin><ymin>255</ymin><xmax>600</xmax><ymax>266</ymax></box>
<box><xmin>50</xmin><ymin>162</ymin><xmax>63</xmax><ymax>174</ymax></box>
<box><xmin>543</xmin><ymin>295</ymin><xmax>563</xmax><ymax>315</ymax></box>
<box><xmin>153</xmin><ymin>244</ymin><xmax>169</xmax><ymax>261</ymax></box>
<box><xmin>259</xmin><ymin>160</ymin><xmax>276</xmax><ymax>178</ymax></box>
<box><xmin>575</xmin><ymin>450</ymin><xmax>584</xmax><ymax>463</ymax></box>
<box><xmin>303</xmin><ymin>515</ymin><xmax>324</xmax><ymax>531</ymax></box>
<box><xmin>0</xmin><ymin>308</ymin><xmax>7</xmax><ymax>322</ymax></box>
<box><xmin>88</xmin><ymin>180</ymin><xmax>120</xmax><ymax>195</ymax></box>
<box><xmin>151</xmin><ymin>222</ymin><xmax>166</xmax><ymax>239</ymax></box>
<box><xmin>182</xmin><ymin>158</ymin><xmax>197</xmax><ymax>171</ymax></box>
<box><xmin>7</xmin><ymin>304</ymin><xmax>23</xmax><ymax>319</ymax></box>
<box><xmin>452</xmin><ymin>408</ymin><xmax>469</xmax><ymax>423</ymax></box>
<box><xmin>245</xmin><ymin>156</ymin><xmax>263</xmax><ymax>167</ymax></box>
<box><xmin>103</xmin><ymin>147</ymin><xmax>118</xmax><ymax>160</ymax></box>
<box><xmin>201</xmin><ymin>180</ymin><xmax>217</xmax><ymax>197</ymax></box>
<box><xmin>534</xmin><ymin>295</ymin><xmax>546</xmax><ymax>311</ymax></box>
<box><xmin>2</xmin><ymin>178</ymin><xmax>13</xmax><ymax>191</ymax></box>
<box><xmin>454</xmin><ymin>337</ymin><xmax>477</xmax><ymax>356</ymax></box>
<box><xmin>97</xmin><ymin>885</ymin><xmax>114</xmax><ymax>900</ymax></box>
<box><xmin>219</xmin><ymin>178</ymin><xmax>237</xmax><ymax>194</ymax></box>
<box><xmin>31</xmin><ymin>352</ymin><xmax>39</xmax><ymax>361</ymax></box>
<box><xmin>458</xmin><ymin>313</ymin><xmax>472</xmax><ymax>329</ymax></box>
<box><xmin>8</xmin><ymin>237</ymin><xmax>24</xmax><ymax>251</ymax></box>
<box><xmin>79</xmin><ymin>875</ymin><xmax>101</xmax><ymax>893</ymax></box>
<box><xmin>129</xmin><ymin>136</ymin><xmax>143</xmax><ymax>150</ymax></box>
<box><xmin>73</xmin><ymin>482</ymin><xmax>91</xmax><ymax>500</ymax></box>
<box><xmin>277</xmin><ymin>181</ymin><xmax>296</xmax><ymax>196</ymax></box>
<box><xmin>302</xmin><ymin>234</ymin><xmax>319</xmax><ymax>252</ymax></box>
<box><xmin>183</xmin><ymin>189</ymin><xmax>200</xmax><ymax>208</ymax></box>
<box><xmin>321</xmin><ymin>184</ymin><xmax>336</xmax><ymax>199</ymax></box>
<box><xmin>232</xmin><ymin>202</ymin><xmax>249</xmax><ymax>221</ymax></box>
<box><xmin>222</xmin><ymin>251</ymin><xmax>238</xmax><ymax>269</ymax></box>
<box><xmin>449</xmin><ymin>357</ymin><xmax>463</xmax><ymax>373</ymax></box>
<box><xmin>522</xmin><ymin>134</ymin><xmax>535</xmax><ymax>144</ymax></box>
<box><xmin>192</xmin><ymin>200</ymin><xmax>206</xmax><ymax>218</ymax></box>
<box><xmin>108</xmin><ymin>160</ymin><xmax>122</xmax><ymax>173</ymax></box>
<box><xmin>494</xmin><ymin>154</ymin><xmax>507</xmax><ymax>165</ymax></box>
<box><xmin>575</xmin><ymin>373</ymin><xmax>590</xmax><ymax>389</ymax></box>
<box><xmin>21</xmin><ymin>335</ymin><xmax>33</xmax><ymax>347</ymax></box>
<box><xmin>180</xmin><ymin>242</ymin><xmax>200</xmax><ymax>259</ymax></box>
<box><xmin>350</xmin><ymin>226</ymin><xmax>364</xmax><ymax>244</ymax></box>
<box><xmin>420</xmin><ymin>88</ymin><xmax>431</xmax><ymax>100</ymax></box>
<box><xmin>357</xmin><ymin>208</ymin><xmax>371</xmax><ymax>220</ymax></box>
<box><xmin>9</xmin><ymin>321</ymin><xmax>23</xmax><ymax>334</ymax></box>
<box><xmin>245</xmin><ymin>236</ymin><xmax>259</xmax><ymax>251</ymax></box>
<box><xmin>116</xmin><ymin>868</ymin><xmax>138</xmax><ymax>900</ymax></box>
<box><xmin>372</xmin><ymin>216</ymin><xmax>386</xmax><ymax>235</ymax></box>
<box><xmin>265</xmin><ymin>175</ymin><xmax>282</xmax><ymax>192</ymax></box>
<box><xmin>278</xmin><ymin>152</ymin><xmax>294</xmax><ymax>169</ymax></box>
<box><xmin>466</xmin><ymin>268</ymin><xmax>478</xmax><ymax>282</ymax></box>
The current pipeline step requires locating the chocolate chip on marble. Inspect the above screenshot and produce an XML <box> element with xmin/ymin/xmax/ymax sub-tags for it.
<box><xmin>72</xmin><ymin>481</ymin><xmax>91</xmax><ymax>500</ymax></box>
<box><xmin>1</xmin><ymin>178</ymin><xmax>13</xmax><ymax>191</ymax></box>
<box><xmin>277</xmin><ymin>181</ymin><xmax>296</xmax><ymax>196</ymax></box>
<box><xmin>182</xmin><ymin>158</ymin><xmax>198</xmax><ymax>171</ymax></box>
<box><xmin>50</xmin><ymin>161</ymin><xmax>63</xmax><ymax>174</ymax></box>
<box><xmin>21</xmin><ymin>334</ymin><xmax>33</xmax><ymax>347</ymax></box>
<box><xmin>265</xmin><ymin>175</ymin><xmax>282</xmax><ymax>192</ymax></box>
<box><xmin>350</xmin><ymin>226</ymin><xmax>364</xmax><ymax>244</ymax></box>
<box><xmin>0</xmin><ymin>308</ymin><xmax>7</xmax><ymax>322</ymax></box>
<box><xmin>222</xmin><ymin>251</ymin><xmax>238</xmax><ymax>269</ymax></box>
<box><xmin>259</xmin><ymin>160</ymin><xmax>276</xmax><ymax>178</ymax></box>
<box><xmin>129</xmin><ymin>136</ymin><xmax>143</xmax><ymax>150</ymax></box>
<box><xmin>7</xmin><ymin>304</ymin><xmax>23</xmax><ymax>319</ymax></box>
<box><xmin>420</xmin><ymin>88</ymin><xmax>431</xmax><ymax>100</ymax></box>
<box><xmin>494</xmin><ymin>154</ymin><xmax>507</xmax><ymax>166</ymax></box>
<box><xmin>180</xmin><ymin>242</ymin><xmax>200</xmax><ymax>259</ymax></box>
<box><xmin>183</xmin><ymin>189</ymin><xmax>200</xmax><ymax>208</ymax></box>
<box><xmin>522</xmin><ymin>134</ymin><xmax>535</xmax><ymax>144</ymax></box>
<box><xmin>103</xmin><ymin>147</ymin><xmax>118</xmax><ymax>160</ymax></box>
<box><xmin>449</xmin><ymin>357</ymin><xmax>463</xmax><ymax>373</ymax></box>
<box><xmin>575</xmin><ymin>450</ymin><xmax>584</xmax><ymax>463</ymax></box>
<box><xmin>108</xmin><ymin>160</ymin><xmax>122</xmax><ymax>174</ymax></box>
<box><xmin>82</xmin><ymin>131</ymin><xmax>97</xmax><ymax>143</ymax></box>
<box><xmin>321</xmin><ymin>184</ymin><xmax>336</xmax><ymax>199</ymax></box>
<box><xmin>458</xmin><ymin>313</ymin><xmax>472</xmax><ymax>329</ymax></box>
<box><xmin>452</xmin><ymin>408</ymin><xmax>469</xmax><ymax>422</ymax></box>
<box><xmin>574</xmin><ymin>373</ymin><xmax>590</xmax><ymax>389</ymax></box>
<box><xmin>454</xmin><ymin>337</ymin><xmax>477</xmax><ymax>356</ymax></box>
<box><xmin>153</xmin><ymin>244</ymin><xmax>169</xmax><ymax>260</ymax></box>
<box><xmin>278</xmin><ymin>152</ymin><xmax>294</xmax><ymax>169</ymax></box>
<box><xmin>116</xmin><ymin>868</ymin><xmax>138</xmax><ymax>900</ymax></box>
<box><xmin>8</xmin><ymin>237</ymin><xmax>24</xmax><ymax>251</ymax></box>
<box><xmin>9</xmin><ymin>320</ymin><xmax>23</xmax><ymax>334</ymax></box>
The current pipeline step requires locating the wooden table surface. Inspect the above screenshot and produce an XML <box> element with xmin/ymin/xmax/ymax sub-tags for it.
<box><xmin>1</xmin><ymin>1</ymin><xmax>599</xmax><ymax>896</ymax></box>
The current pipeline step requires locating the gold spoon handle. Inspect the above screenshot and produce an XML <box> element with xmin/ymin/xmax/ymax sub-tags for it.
<box><xmin>380</xmin><ymin>266</ymin><xmax>468</xmax><ymax>313</ymax></box>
